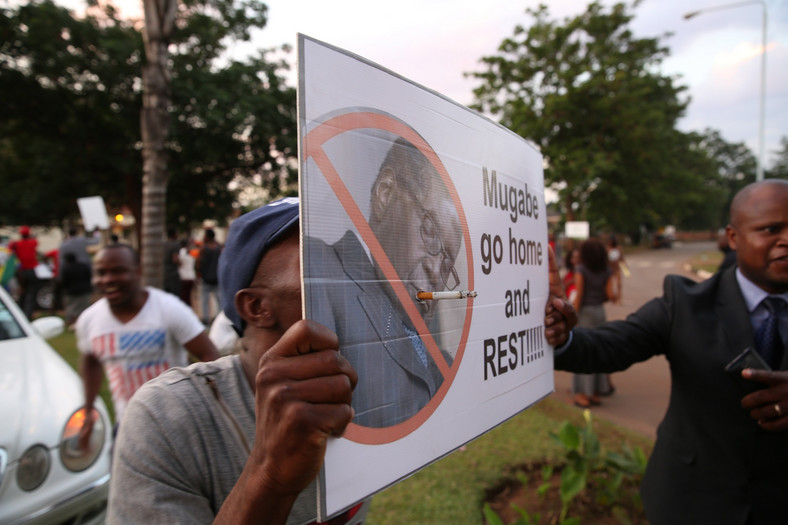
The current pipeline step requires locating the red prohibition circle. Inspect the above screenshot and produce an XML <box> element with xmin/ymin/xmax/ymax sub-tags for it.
<box><xmin>304</xmin><ymin>109</ymin><xmax>474</xmax><ymax>444</ymax></box>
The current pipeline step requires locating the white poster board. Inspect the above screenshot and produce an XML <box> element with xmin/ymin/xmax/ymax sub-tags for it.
<box><xmin>76</xmin><ymin>196</ymin><xmax>110</xmax><ymax>231</ymax></box>
<box><xmin>298</xmin><ymin>35</ymin><xmax>552</xmax><ymax>520</ymax></box>
<box><xmin>565</xmin><ymin>221</ymin><xmax>590</xmax><ymax>240</ymax></box>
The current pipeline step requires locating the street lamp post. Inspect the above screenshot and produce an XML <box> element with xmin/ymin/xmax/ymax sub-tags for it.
<box><xmin>684</xmin><ymin>0</ymin><xmax>768</xmax><ymax>181</ymax></box>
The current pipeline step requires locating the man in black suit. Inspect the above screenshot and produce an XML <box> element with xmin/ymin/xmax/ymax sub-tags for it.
<box><xmin>544</xmin><ymin>179</ymin><xmax>788</xmax><ymax>524</ymax></box>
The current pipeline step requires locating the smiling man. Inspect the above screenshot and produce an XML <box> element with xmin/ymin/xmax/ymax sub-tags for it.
<box><xmin>545</xmin><ymin>179</ymin><xmax>788</xmax><ymax>524</ymax></box>
<box><xmin>304</xmin><ymin>137</ymin><xmax>462</xmax><ymax>428</ymax></box>
<box><xmin>76</xmin><ymin>243</ymin><xmax>218</xmax><ymax>440</ymax></box>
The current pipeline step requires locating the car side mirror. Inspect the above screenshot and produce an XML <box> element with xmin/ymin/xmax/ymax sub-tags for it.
<box><xmin>32</xmin><ymin>316</ymin><xmax>65</xmax><ymax>340</ymax></box>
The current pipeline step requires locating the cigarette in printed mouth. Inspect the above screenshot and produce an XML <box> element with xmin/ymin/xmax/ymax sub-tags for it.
<box><xmin>416</xmin><ymin>290</ymin><xmax>478</xmax><ymax>301</ymax></box>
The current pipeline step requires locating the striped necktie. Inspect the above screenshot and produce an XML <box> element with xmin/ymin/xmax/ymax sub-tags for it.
<box><xmin>754</xmin><ymin>297</ymin><xmax>786</xmax><ymax>369</ymax></box>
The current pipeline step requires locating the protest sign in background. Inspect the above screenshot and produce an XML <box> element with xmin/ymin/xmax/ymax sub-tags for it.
<box><xmin>76</xmin><ymin>196</ymin><xmax>110</xmax><ymax>231</ymax></box>
<box><xmin>299</xmin><ymin>35</ymin><xmax>552</xmax><ymax>520</ymax></box>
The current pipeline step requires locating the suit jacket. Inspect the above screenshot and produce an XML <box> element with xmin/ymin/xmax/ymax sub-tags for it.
<box><xmin>555</xmin><ymin>266</ymin><xmax>787</xmax><ymax>524</ymax></box>
<box><xmin>304</xmin><ymin>232</ymin><xmax>446</xmax><ymax>428</ymax></box>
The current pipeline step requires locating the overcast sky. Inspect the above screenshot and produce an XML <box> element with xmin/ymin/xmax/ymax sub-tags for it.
<box><xmin>63</xmin><ymin>0</ymin><xmax>788</xmax><ymax>169</ymax></box>
<box><xmin>239</xmin><ymin>0</ymin><xmax>788</xmax><ymax>170</ymax></box>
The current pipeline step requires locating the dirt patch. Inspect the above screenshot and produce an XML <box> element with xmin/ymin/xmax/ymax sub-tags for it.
<box><xmin>484</xmin><ymin>462</ymin><xmax>648</xmax><ymax>525</ymax></box>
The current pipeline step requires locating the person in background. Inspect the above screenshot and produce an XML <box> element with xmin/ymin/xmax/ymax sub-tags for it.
<box><xmin>9</xmin><ymin>225</ymin><xmax>39</xmax><ymax>319</ymax></box>
<box><xmin>54</xmin><ymin>228</ymin><xmax>98</xmax><ymax>314</ymax></box>
<box><xmin>196</xmin><ymin>228</ymin><xmax>222</xmax><ymax>325</ymax></box>
<box><xmin>571</xmin><ymin>238</ymin><xmax>616</xmax><ymax>407</ymax></box>
<box><xmin>208</xmin><ymin>310</ymin><xmax>239</xmax><ymax>356</ymax></box>
<box><xmin>43</xmin><ymin>247</ymin><xmax>61</xmax><ymax>313</ymax></box>
<box><xmin>60</xmin><ymin>252</ymin><xmax>92</xmax><ymax>327</ymax></box>
<box><xmin>76</xmin><ymin>244</ymin><xmax>219</xmax><ymax>444</ymax></box>
<box><xmin>606</xmin><ymin>235</ymin><xmax>625</xmax><ymax>304</ymax></box>
<box><xmin>546</xmin><ymin>179</ymin><xmax>788</xmax><ymax>524</ymax></box>
<box><xmin>0</xmin><ymin>240</ymin><xmax>16</xmax><ymax>292</ymax></box>
<box><xmin>177</xmin><ymin>238</ymin><xmax>196</xmax><ymax>307</ymax></box>
<box><xmin>563</xmin><ymin>247</ymin><xmax>580</xmax><ymax>305</ymax></box>
<box><xmin>548</xmin><ymin>232</ymin><xmax>559</xmax><ymax>265</ymax></box>
<box><xmin>59</xmin><ymin>227</ymin><xmax>99</xmax><ymax>269</ymax></box>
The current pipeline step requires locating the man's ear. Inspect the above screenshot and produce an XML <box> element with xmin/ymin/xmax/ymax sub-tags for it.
<box><xmin>370</xmin><ymin>166</ymin><xmax>397</xmax><ymax>220</ymax></box>
<box><xmin>726</xmin><ymin>224</ymin><xmax>738</xmax><ymax>251</ymax></box>
<box><xmin>235</xmin><ymin>288</ymin><xmax>276</xmax><ymax>329</ymax></box>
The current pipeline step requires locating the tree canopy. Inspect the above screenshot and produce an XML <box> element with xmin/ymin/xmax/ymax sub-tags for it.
<box><xmin>0</xmin><ymin>0</ymin><xmax>296</xmax><ymax>230</ymax></box>
<box><xmin>767</xmin><ymin>137</ymin><xmax>788</xmax><ymax>180</ymax></box>
<box><xmin>0</xmin><ymin>0</ymin><xmax>143</xmax><ymax>227</ymax></box>
<box><xmin>468</xmin><ymin>1</ymin><xmax>730</xmax><ymax>235</ymax></box>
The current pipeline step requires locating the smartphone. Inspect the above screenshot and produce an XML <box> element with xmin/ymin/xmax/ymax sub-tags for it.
<box><xmin>724</xmin><ymin>347</ymin><xmax>772</xmax><ymax>375</ymax></box>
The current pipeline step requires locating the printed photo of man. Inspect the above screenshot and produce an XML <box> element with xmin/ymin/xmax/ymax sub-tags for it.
<box><xmin>304</xmin><ymin>135</ymin><xmax>463</xmax><ymax>429</ymax></box>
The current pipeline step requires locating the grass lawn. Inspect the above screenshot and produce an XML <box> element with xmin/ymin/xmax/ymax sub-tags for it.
<box><xmin>48</xmin><ymin>330</ymin><xmax>653</xmax><ymax>524</ymax></box>
<box><xmin>366</xmin><ymin>399</ymin><xmax>653</xmax><ymax>524</ymax></box>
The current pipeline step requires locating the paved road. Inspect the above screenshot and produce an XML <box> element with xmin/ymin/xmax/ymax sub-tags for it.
<box><xmin>551</xmin><ymin>240</ymin><xmax>718</xmax><ymax>439</ymax></box>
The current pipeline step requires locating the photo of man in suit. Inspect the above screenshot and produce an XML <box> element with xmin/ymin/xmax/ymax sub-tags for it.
<box><xmin>544</xmin><ymin>178</ymin><xmax>788</xmax><ymax>524</ymax></box>
<box><xmin>304</xmin><ymin>136</ymin><xmax>462</xmax><ymax>429</ymax></box>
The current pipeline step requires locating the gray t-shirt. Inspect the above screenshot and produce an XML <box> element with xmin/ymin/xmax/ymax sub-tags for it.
<box><xmin>59</xmin><ymin>235</ymin><xmax>98</xmax><ymax>267</ymax></box>
<box><xmin>108</xmin><ymin>355</ymin><xmax>369</xmax><ymax>524</ymax></box>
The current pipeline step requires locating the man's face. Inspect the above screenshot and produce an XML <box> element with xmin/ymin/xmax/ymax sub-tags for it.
<box><xmin>375</xmin><ymin>184</ymin><xmax>461</xmax><ymax>321</ymax></box>
<box><xmin>254</xmin><ymin>233</ymin><xmax>303</xmax><ymax>333</ymax></box>
<box><xmin>93</xmin><ymin>247</ymin><xmax>142</xmax><ymax>309</ymax></box>
<box><xmin>238</xmin><ymin>232</ymin><xmax>302</xmax><ymax>385</ymax></box>
<box><xmin>727</xmin><ymin>184</ymin><xmax>788</xmax><ymax>294</ymax></box>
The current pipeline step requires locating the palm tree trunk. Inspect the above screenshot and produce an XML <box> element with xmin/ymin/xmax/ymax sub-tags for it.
<box><xmin>140</xmin><ymin>0</ymin><xmax>176</xmax><ymax>287</ymax></box>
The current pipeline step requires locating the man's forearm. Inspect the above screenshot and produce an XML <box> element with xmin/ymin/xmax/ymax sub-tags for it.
<box><xmin>80</xmin><ymin>356</ymin><xmax>103</xmax><ymax>409</ymax></box>
<box><xmin>213</xmin><ymin>466</ymin><xmax>298</xmax><ymax>525</ymax></box>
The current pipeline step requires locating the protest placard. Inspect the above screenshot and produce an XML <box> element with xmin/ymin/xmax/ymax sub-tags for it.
<box><xmin>76</xmin><ymin>196</ymin><xmax>110</xmax><ymax>231</ymax></box>
<box><xmin>298</xmin><ymin>35</ymin><xmax>552</xmax><ymax>520</ymax></box>
<box><xmin>565</xmin><ymin>220</ymin><xmax>590</xmax><ymax>240</ymax></box>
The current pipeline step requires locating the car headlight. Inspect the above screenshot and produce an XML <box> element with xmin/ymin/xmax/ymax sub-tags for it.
<box><xmin>17</xmin><ymin>445</ymin><xmax>50</xmax><ymax>491</ymax></box>
<box><xmin>60</xmin><ymin>407</ymin><xmax>106</xmax><ymax>472</ymax></box>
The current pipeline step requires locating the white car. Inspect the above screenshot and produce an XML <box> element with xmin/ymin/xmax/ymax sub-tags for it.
<box><xmin>0</xmin><ymin>286</ymin><xmax>111</xmax><ymax>524</ymax></box>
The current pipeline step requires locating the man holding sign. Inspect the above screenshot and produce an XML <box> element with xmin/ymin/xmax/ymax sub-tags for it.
<box><xmin>108</xmin><ymin>195</ymin><xmax>574</xmax><ymax>523</ymax></box>
<box><xmin>545</xmin><ymin>179</ymin><xmax>788</xmax><ymax>525</ymax></box>
<box><xmin>305</xmin><ymin>136</ymin><xmax>462</xmax><ymax>428</ymax></box>
<box><xmin>108</xmin><ymin>199</ymin><xmax>369</xmax><ymax>524</ymax></box>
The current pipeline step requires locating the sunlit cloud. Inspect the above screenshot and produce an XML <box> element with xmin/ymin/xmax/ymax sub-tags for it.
<box><xmin>714</xmin><ymin>41</ymin><xmax>774</xmax><ymax>69</ymax></box>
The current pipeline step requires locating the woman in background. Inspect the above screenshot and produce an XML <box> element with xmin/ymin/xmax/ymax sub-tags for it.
<box><xmin>563</xmin><ymin>248</ymin><xmax>580</xmax><ymax>305</ymax></box>
<box><xmin>572</xmin><ymin>238</ymin><xmax>617</xmax><ymax>407</ymax></box>
<box><xmin>178</xmin><ymin>239</ymin><xmax>196</xmax><ymax>307</ymax></box>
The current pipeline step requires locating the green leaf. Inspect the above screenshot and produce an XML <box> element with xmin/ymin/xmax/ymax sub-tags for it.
<box><xmin>512</xmin><ymin>505</ymin><xmax>541</xmax><ymax>525</ymax></box>
<box><xmin>559</xmin><ymin>467</ymin><xmax>586</xmax><ymax>504</ymax></box>
<box><xmin>541</xmin><ymin>464</ymin><xmax>554</xmax><ymax>482</ymax></box>
<box><xmin>516</xmin><ymin>471</ymin><xmax>530</xmax><ymax>487</ymax></box>
<box><xmin>633</xmin><ymin>446</ymin><xmax>648</xmax><ymax>472</ymax></box>
<box><xmin>584</xmin><ymin>428</ymin><xmax>601</xmax><ymax>462</ymax></box>
<box><xmin>556</xmin><ymin>421</ymin><xmax>581</xmax><ymax>450</ymax></box>
<box><xmin>483</xmin><ymin>503</ymin><xmax>505</xmax><ymax>525</ymax></box>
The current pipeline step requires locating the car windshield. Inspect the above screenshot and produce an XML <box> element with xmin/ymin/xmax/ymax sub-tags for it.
<box><xmin>0</xmin><ymin>296</ymin><xmax>25</xmax><ymax>341</ymax></box>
